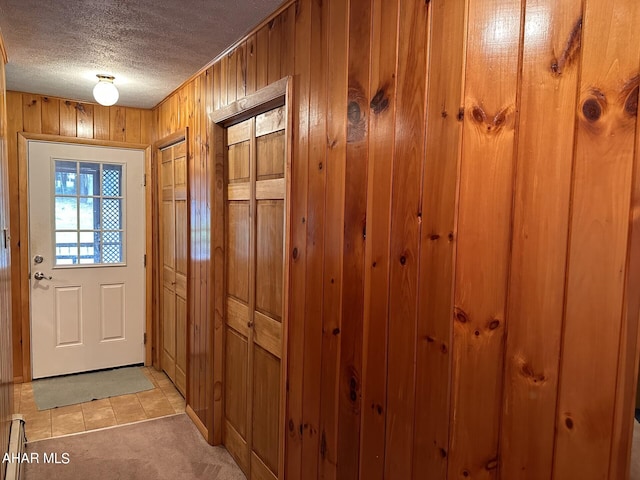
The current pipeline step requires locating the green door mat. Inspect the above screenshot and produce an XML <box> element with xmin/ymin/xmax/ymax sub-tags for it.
<box><xmin>32</xmin><ymin>366</ymin><xmax>154</xmax><ymax>410</ymax></box>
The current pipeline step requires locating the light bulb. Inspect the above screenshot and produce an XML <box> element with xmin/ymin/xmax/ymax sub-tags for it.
<box><xmin>93</xmin><ymin>75</ymin><xmax>119</xmax><ymax>106</ymax></box>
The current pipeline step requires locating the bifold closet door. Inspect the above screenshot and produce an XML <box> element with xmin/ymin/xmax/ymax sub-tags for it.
<box><xmin>224</xmin><ymin>106</ymin><xmax>286</xmax><ymax>480</ymax></box>
<box><xmin>159</xmin><ymin>141</ymin><xmax>187</xmax><ymax>396</ymax></box>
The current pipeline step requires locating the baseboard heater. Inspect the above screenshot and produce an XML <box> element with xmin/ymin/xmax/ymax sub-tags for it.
<box><xmin>4</xmin><ymin>415</ymin><xmax>26</xmax><ymax>480</ymax></box>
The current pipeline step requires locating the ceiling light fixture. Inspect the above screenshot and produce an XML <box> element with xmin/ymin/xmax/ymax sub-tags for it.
<box><xmin>93</xmin><ymin>74</ymin><xmax>119</xmax><ymax>106</ymax></box>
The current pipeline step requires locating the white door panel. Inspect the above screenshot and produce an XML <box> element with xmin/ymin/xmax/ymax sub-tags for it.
<box><xmin>29</xmin><ymin>141</ymin><xmax>145</xmax><ymax>379</ymax></box>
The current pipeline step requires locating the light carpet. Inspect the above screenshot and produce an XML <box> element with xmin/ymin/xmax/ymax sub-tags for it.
<box><xmin>32</xmin><ymin>366</ymin><xmax>154</xmax><ymax>410</ymax></box>
<box><xmin>23</xmin><ymin>414</ymin><xmax>246</xmax><ymax>480</ymax></box>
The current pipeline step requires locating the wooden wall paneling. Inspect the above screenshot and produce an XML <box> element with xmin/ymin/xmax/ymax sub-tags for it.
<box><xmin>500</xmin><ymin>2</ymin><xmax>581</xmax><ymax>478</ymax></box>
<box><xmin>197</xmin><ymin>73</ymin><xmax>207</xmax><ymax>427</ymax></box>
<box><xmin>237</xmin><ymin>42</ymin><xmax>248</xmax><ymax>100</ymax></box>
<box><xmin>280</xmin><ymin>5</ymin><xmax>295</xmax><ymax>78</ymax></box>
<box><xmin>337</xmin><ymin>0</ymin><xmax>370</xmax><ymax>478</ymax></box>
<box><xmin>110</xmin><ymin>106</ymin><xmax>126</xmax><ymax>142</ymax></box>
<box><xmin>126</xmin><ymin>108</ymin><xmax>142</xmax><ymax>143</ymax></box>
<box><xmin>141</xmin><ymin>110</ymin><xmax>153</xmax><ymax>145</ymax></box>
<box><xmin>256</xmin><ymin>24</ymin><xmax>269</xmax><ymax>91</ymax></box>
<box><xmin>246</xmin><ymin>35</ymin><xmax>258</xmax><ymax>96</ymax></box>
<box><xmin>300</xmin><ymin>0</ymin><xmax>329</xmax><ymax>477</ymax></box>
<box><xmin>213</xmin><ymin>118</ymin><xmax>226</xmax><ymax>446</ymax></box>
<box><xmin>448</xmin><ymin>1</ymin><xmax>522</xmax><ymax>478</ymax></box>
<box><xmin>205</xmin><ymin>65</ymin><xmax>223</xmax><ymax>446</ymax></box>
<box><xmin>227</xmin><ymin>49</ymin><xmax>239</xmax><ymax>105</ymax></box>
<box><xmin>156</xmin><ymin>102</ymin><xmax>167</xmax><ymax>139</ymax></box>
<box><xmin>76</xmin><ymin>103</ymin><xmax>94</xmax><ymax>139</ymax></box>
<box><xmin>359</xmin><ymin>0</ymin><xmax>398</xmax><ymax>477</ymax></box>
<box><xmin>318</xmin><ymin>0</ymin><xmax>349</xmax><ymax>478</ymax></box>
<box><xmin>41</xmin><ymin>96</ymin><xmax>60</xmax><ymax>135</ymax></box>
<box><xmin>611</xmin><ymin>73</ymin><xmax>640</xmax><ymax>479</ymax></box>
<box><xmin>267</xmin><ymin>15</ymin><xmax>282</xmax><ymax>85</ymax></box>
<box><xmin>188</xmin><ymin>79</ymin><xmax>201</xmax><ymax>421</ymax></box>
<box><xmin>22</xmin><ymin>94</ymin><xmax>42</xmax><ymax>133</ymax></box>
<box><xmin>59</xmin><ymin>100</ymin><xmax>77</xmax><ymax>137</ymax></box>
<box><xmin>412</xmin><ymin>0</ymin><xmax>466</xmax><ymax>478</ymax></box>
<box><xmin>285</xmin><ymin>0</ymin><xmax>310</xmax><ymax>477</ymax></box>
<box><xmin>195</xmin><ymin>75</ymin><xmax>206</xmax><ymax>423</ymax></box>
<box><xmin>214</xmin><ymin>62</ymin><xmax>222</xmax><ymax>111</ymax></box>
<box><xmin>172</xmin><ymin>92</ymin><xmax>181</xmax><ymax>134</ymax></box>
<box><xmin>7</xmin><ymin>92</ymin><xmax>23</xmax><ymax>380</ymax></box>
<box><xmin>553</xmin><ymin>1</ymin><xmax>640</xmax><ymax>478</ymax></box>
<box><xmin>189</xmin><ymin>84</ymin><xmax>199</xmax><ymax>415</ymax></box>
<box><xmin>94</xmin><ymin>104</ymin><xmax>110</xmax><ymax>140</ymax></box>
<box><xmin>383</xmin><ymin>1</ymin><xmax>429</xmax><ymax>478</ymax></box>
<box><xmin>220</xmin><ymin>55</ymin><xmax>229</xmax><ymax>109</ymax></box>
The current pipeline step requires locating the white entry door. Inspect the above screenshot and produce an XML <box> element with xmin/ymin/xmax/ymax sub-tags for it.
<box><xmin>28</xmin><ymin>141</ymin><xmax>145</xmax><ymax>379</ymax></box>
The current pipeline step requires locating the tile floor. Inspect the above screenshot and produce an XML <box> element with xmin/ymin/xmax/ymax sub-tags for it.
<box><xmin>13</xmin><ymin>366</ymin><xmax>185</xmax><ymax>441</ymax></box>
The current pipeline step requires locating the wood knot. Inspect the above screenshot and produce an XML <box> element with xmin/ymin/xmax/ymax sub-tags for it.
<box><xmin>582</xmin><ymin>97</ymin><xmax>602</xmax><ymax>122</ymax></box>
<box><xmin>370</xmin><ymin>87</ymin><xmax>389</xmax><ymax>115</ymax></box>
<box><xmin>288</xmin><ymin>419</ymin><xmax>295</xmax><ymax>432</ymax></box>
<box><xmin>399</xmin><ymin>255</ymin><xmax>406</xmax><ymax>265</ymax></box>
<box><xmin>430</xmin><ymin>234</ymin><xmax>440</xmax><ymax>241</ymax></box>
<box><xmin>454</xmin><ymin>307</ymin><xmax>469</xmax><ymax>324</ymax></box>
<box><xmin>292</xmin><ymin>247</ymin><xmax>299</xmax><ymax>260</ymax></box>
<box><xmin>448</xmin><ymin>232</ymin><xmax>454</xmax><ymax>241</ymax></box>
<box><xmin>439</xmin><ymin>448</ymin><xmax>447</xmax><ymax>458</ymax></box>
<box><xmin>348</xmin><ymin>101</ymin><xmax>361</xmax><ymax>124</ymax></box>
<box><xmin>332</xmin><ymin>327</ymin><xmax>340</xmax><ymax>335</ymax></box>
<box><xmin>471</xmin><ymin>105</ymin><xmax>486</xmax><ymax>123</ymax></box>
<box><xmin>486</xmin><ymin>458</ymin><xmax>498</xmax><ymax>470</ymax></box>
<box><xmin>457</xmin><ymin>108</ymin><xmax>464</xmax><ymax>121</ymax></box>
<box><xmin>488</xmin><ymin>319</ymin><xmax>500</xmax><ymax>330</ymax></box>
<box><xmin>348</xmin><ymin>83</ymin><xmax>368</xmax><ymax>143</ymax></box>
<box><xmin>624</xmin><ymin>82</ymin><xmax>639</xmax><ymax>117</ymax></box>
<box><xmin>349</xmin><ymin>376</ymin><xmax>358</xmax><ymax>402</ymax></box>
<box><xmin>565</xmin><ymin>416</ymin><xmax>574</xmax><ymax>430</ymax></box>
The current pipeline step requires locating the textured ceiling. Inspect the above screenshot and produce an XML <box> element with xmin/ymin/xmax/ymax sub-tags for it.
<box><xmin>0</xmin><ymin>0</ymin><xmax>284</xmax><ymax>109</ymax></box>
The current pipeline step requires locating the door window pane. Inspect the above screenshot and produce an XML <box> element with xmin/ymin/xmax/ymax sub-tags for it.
<box><xmin>79</xmin><ymin>162</ymin><xmax>100</xmax><ymax>196</ymax></box>
<box><xmin>55</xmin><ymin>196</ymin><xmax>77</xmax><ymax>230</ymax></box>
<box><xmin>53</xmin><ymin>160</ymin><xmax>126</xmax><ymax>266</ymax></box>
<box><xmin>56</xmin><ymin>231</ymin><xmax>78</xmax><ymax>265</ymax></box>
<box><xmin>102</xmin><ymin>199</ymin><xmax>123</xmax><ymax>229</ymax></box>
<box><xmin>54</xmin><ymin>161</ymin><xmax>77</xmax><ymax>195</ymax></box>
<box><xmin>103</xmin><ymin>165</ymin><xmax>123</xmax><ymax>197</ymax></box>
<box><xmin>79</xmin><ymin>198</ymin><xmax>100</xmax><ymax>230</ymax></box>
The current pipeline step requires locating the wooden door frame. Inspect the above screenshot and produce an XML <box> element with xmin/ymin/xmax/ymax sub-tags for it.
<box><xmin>17</xmin><ymin>133</ymin><xmax>152</xmax><ymax>382</ymax></box>
<box><xmin>209</xmin><ymin>76</ymin><xmax>292</xmax><ymax>476</ymax></box>
<box><xmin>151</xmin><ymin>128</ymin><xmax>189</xmax><ymax>392</ymax></box>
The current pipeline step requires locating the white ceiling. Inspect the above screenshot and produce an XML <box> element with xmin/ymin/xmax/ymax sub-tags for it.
<box><xmin>0</xmin><ymin>0</ymin><xmax>284</xmax><ymax>109</ymax></box>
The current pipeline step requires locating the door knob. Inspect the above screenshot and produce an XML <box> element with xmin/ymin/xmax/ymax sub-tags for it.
<box><xmin>34</xmin><ymin>271</ymin><xmax>52</xmax><ymax>280</ymax></box>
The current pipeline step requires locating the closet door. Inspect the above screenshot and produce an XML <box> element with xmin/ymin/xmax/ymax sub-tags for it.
<box><xmin>159</xmin><ymin>141</ymin><xmax>188</xmax><ymax>396</ymax></box>
<box><xmin>224</xmin><ymin>105</ymin><xmax>286</xmax><ymax>480</ymax></box>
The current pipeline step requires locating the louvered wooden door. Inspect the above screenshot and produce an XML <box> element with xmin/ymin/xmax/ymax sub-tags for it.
<box><xmin>224</xmin><ymin>106</ymin><xmax>286</xmax><ymax>480</ymax></box>
<box><xmin>159</xmin><ymin>140</ymin><xmax>188</xmax><ymax>396</ymax></box>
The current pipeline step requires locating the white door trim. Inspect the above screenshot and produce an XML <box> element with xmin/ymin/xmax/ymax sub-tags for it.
<box><xmin>17</xmin><ymin>133</ymin><xmax>152</xmax><ymax>381</ymax></box>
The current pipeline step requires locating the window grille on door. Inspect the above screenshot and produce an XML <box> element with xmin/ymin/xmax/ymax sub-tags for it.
<box><xmin>53</xmin><ymin>159</ymin><xmax>125</xmax><ymax>266</ymax></box>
